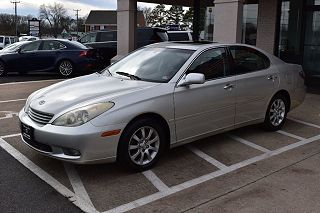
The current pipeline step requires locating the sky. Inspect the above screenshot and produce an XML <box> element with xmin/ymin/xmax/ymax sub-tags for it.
<box><xmin>0</xmin><ymin>0</ymin><xmax>157</xmax><ymax>18</ymax></box>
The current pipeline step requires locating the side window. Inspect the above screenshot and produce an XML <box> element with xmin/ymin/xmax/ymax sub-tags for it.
<box><xmin>188</xmin><ymin>48</ymin><xmax>228</xmax><ymax>80</ymax></box>
<box><xmin>230</xmin><ymin>46</ymin><xmax>270</xmax><ymax>74</ymax></box>
<box><xmin>21</xmin><ymin>41</ymin><xmax>41</xmax><ymax>52</ymax></box>
<box><xmin>4</xmin><ymin>37</ymin><xmax>10</xmax><ymax>45</ymax></box>
<box><xmin>0</xmin><ymin>37</ymin><xmax>3</xmax><ymax>44</ymax></box>
<box><xmin>100</xmin><ymin>32</ymin><xmax>115</xmax><ymax>42</ymax></box>
<box><xmin>42</xmin><ymin>41</ymin><xmax>66</xmax><ymax>50</ymax></box>
<box><xmin>80</xmin><ymin>33</ymin><xmax>96</xmax><ymax>43</ymax></box>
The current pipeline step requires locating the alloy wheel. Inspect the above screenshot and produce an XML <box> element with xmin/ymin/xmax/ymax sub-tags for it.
<box><xmin>128</xmin><ymin>126</ymin><xmax>160</xmax><ymax>166</ymax></box>
<box><xmin>269</xmin><ymin>99</ymin><xmax>286</xmax><ymax>127</ymax></box>
<box><xmin>59</xmin><ymin>61</ymin><xmax>73</xmax><ymax>76</ymax></box>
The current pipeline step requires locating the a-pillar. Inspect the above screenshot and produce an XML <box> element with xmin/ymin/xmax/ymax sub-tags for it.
<box><xmin>213</xmin><ymin>0</ymin><xmax>243</xmax><ymax>43</ymax></box>
<box><xmin>112</xmin><ymin>0</ymin><xmax>137</xmax><ymax>62</ymax></box>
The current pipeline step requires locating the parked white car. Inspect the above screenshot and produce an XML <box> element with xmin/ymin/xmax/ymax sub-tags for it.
<box><xmin>19</xmin><ymin>42</ymin><xmax>306</xmax><ymax>170</ymax></box>
<box><xmin>18</xmin><ymin>36</ymin><xmax>39</xmax><ymax>42</ymax></box>
<box><xmin>0</xmin><ymin>36</ymin><xmax>17</xmax><ymax>49</ymax></box>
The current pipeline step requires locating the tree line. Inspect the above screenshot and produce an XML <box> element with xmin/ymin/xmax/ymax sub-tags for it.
<box><xmin>0</xmin><ymin>3</ymin><xmax>85</xmax><ymax>37</ymax></box>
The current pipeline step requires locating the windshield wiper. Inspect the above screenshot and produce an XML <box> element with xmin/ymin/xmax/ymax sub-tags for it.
<box><xmin>116</xmin><ymin>72</ymin><xmax>141</xmax><ymax>80</ymax></box>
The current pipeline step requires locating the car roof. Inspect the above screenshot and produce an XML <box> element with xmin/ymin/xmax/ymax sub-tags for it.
<box><xmin>146</xmin><ymin>41</ymin><xmax>226</xmax><ymax>51</ymax></box>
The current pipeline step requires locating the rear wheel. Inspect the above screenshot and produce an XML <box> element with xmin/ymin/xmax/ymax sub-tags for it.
<box><xmin>0</xmin><ymin>61</ymin><xmax>6</xmax><ymax>76</ymax></box>
<box><xmin>264</xmin><ymin>94</ymin><xmax>289</xmax><ymax>131</ymax></box>
<box><xmin>58</xmin><ymin>60</ymin><xmax>73</xmax><ymax>77</ymax></box>
<box><xmin>118</xmin><ymin>118</ymin><xmax>165</xmax><ymax>171</ymax></box>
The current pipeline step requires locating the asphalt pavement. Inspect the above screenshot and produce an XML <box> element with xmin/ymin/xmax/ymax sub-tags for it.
<box><xmin>1</xmin><ymin>74</ymin><xmax>320</xmax><ymax>213</ymax></box>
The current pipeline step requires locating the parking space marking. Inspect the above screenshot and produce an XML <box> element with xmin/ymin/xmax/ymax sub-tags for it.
<box><xmin>228</xmin><ymin>134</ymin><xmax>271</xmax><ymax>153</ymax></box>
<box><xmin>187</xmin><ymin>145</ymin><xmax>228</xmax><ymax>170</ymax></box>
<box><xmin>277</xmin><ymin>130</ymin><xmax>306</xmax><ymax>141</ymax></box>
<box><xmin>0</xmin><ymin>137</ymin><xmax>98</xmax><ymax>213</ymax></box>
<box><xmin>0</xmin><ymin>79</ymin><xmax>62</xmax><ymax>86</ymax></box>
<box><xmin>288</xmin><ymin>117</ymin><xmax>320</xmax><ymax>129</ymax></box>
<box><xmin>105</xmin><ymin>133</ymin><xmax>320</xmax><ymax>213</ymax></box>
<box><xmin>0</xmin><ymin>111</ymin><xmax>18</xmax><ymax>120</ymax></box>
<box><xmin>1</xmin><ymin>133</ymin><xmax>21</xmax><ymax>139</ymax></box>
<box><xmin>64</xmin><ymin>163</ymin><xmax>95</xmax><ymax>208</ymax></box>
<box><xmin>142</xmin><ymin>170</ymin><xmax>170</xmax><ymax>192</ymax></box>
<box><xmin>0</xmin><ymin>99</ymin><xmax>26</xmax><ymax>104</ymax></box>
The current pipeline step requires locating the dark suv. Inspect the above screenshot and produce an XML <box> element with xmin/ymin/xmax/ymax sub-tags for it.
<box><xmin>79</xmin><ymin>27</ymin><xmax>168</xmax><ymax>66</ymax></box>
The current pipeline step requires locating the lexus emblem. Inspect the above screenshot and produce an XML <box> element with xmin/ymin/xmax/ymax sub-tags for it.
<box><xmin>39</xmin><ymin>100</ymin><xmax>46</xmax><ymax>105</ymax></box>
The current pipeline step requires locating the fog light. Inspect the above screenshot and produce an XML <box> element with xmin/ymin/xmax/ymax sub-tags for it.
<box><xmin>62</xmin><ymin>148</ymin><xmax>81</xmax><ymax>156</ymax></box>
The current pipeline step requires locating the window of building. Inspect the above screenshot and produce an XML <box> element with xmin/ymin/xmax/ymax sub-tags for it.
<box><xmin>188</xmin><ymin>48</ymin><xmax>227</xmax><ymax>80</ymax></box>
<box><xmin>242</xmin><ymin>0</ymin><xmax>258</xmax><ymax>45</ymax></box>
<box><xmin>230</xmin><ymin>46</ymin><xmax>270</xmax><ymax>74</ymax></box>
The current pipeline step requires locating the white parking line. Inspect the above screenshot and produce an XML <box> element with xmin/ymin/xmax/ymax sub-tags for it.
<box><xmin>187</xmin><ymin>145</ymin><xmax>228</xmax><ymax>170</ymax></box>
<box><xmin>0</xmin><ymin>79</ymin><xmax>62</xmax><ymax>86</ymax></box>
<box><xmin>288</xmin><ymin>117</ymin><xmax>320</xmax><ymax>129</ymax></box>
<box><xmin>0</xmin><ymin>99</ymin><xmax>26</xmax><ymax>104</ymax></box>
<box><xmin>64</xmin><ymin>163</ymin><xmax>95</xmax><ymax>208</ymax></box>
<box><xmin>0</xmin><ymin>138</ymin><xmax>98</xmax><ymax>213</ymax></box>
<box><xmin>142</xmin><ymin>170</ymin><xmax>169</xmax><ymax>192</ymax></box>
<box><xmin>0</xmin><ymin>133</ymin><xmax>21</xmax><ymax>139</ymax></box>
<box><xmin>277</xmin><ymin>130</ymin><xmax>306</xmax><ymax>141</ymax></box>
<box><xmin>228</xmin><ymin>134</ymin><xmax>271</xmax><ymax>153</ymax></box>
<box><xmin>104</xmin><ymin>134</ymin><xmax>320</xmax><ymax>213</ymax></box>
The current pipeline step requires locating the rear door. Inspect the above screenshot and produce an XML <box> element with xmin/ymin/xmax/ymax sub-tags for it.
<box><xmin>229</xmin><ymin>45</ymin><xmax>280</xmax><ymax>125</ymax></box>
<box><xmin>36</xmin><ymin>40</ymin><xmax>67</xmax><ymax>71</ymax></box>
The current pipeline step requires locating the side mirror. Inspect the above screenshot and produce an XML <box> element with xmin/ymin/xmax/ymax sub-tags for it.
<box><xmin>177</xmin><ymin>73</ymin><xmax>205</xmax><ymax>87</ymax></box>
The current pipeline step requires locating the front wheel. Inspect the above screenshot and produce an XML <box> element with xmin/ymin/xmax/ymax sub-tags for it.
<box><xmin>264</xmin><ymin>94</ymin><xmax>289</xmax><ymax>131</ymax></box>
<box><xmin>118</xmin><ymin>118</ymin><xmax>165</xmax><ymax>171</ymax></box>
<box><xmin>58</xmin><ymin>60</ymin><xmax>73</xmax><ymax>77</ymax></box>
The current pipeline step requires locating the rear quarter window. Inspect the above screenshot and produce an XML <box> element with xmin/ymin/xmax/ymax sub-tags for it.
<box><xmin>0</xmin><ymin>37</ymin><xmax>3</xmax><ymax>43</ymax></box>
<box><xmin>230</xmin><ymin>46</ymin><xmax>270</xmax><ymax>74</ymax></box>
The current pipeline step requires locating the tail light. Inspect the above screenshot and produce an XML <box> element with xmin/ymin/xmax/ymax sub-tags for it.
<box><xmin>79</xmin><ymin>50</ymin><xmax>93</xmax><ymax>57</ymax></box>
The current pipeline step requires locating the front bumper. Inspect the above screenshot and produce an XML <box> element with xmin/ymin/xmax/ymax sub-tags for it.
<box><xmin>19</xmin><ymin>109</ymin><xmax>126</xmax><ymax>164</ymax></box>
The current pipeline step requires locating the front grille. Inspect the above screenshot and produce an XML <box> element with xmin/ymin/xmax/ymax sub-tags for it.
<box><xmin>28</xmin><ymin>108</ymin><xmax>54</xmax><ymax>125</ymax></box>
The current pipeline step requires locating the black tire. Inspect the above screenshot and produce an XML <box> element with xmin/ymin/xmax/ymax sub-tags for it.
<box><xmin>264</xmin><ymin>94</ymin><xmax>289</xmax><ymax>131</ymax></box>
<box><xmin>118</xmin><ymin>118</ymin><xmax>166</xmax><ymax>171</ymax></box>
<box><xmin>0</xmin><ymin>61</ymin><xmax>6</xmax><ymax>76</ymax></box>
<box><xmin>58</xmin><ymin>60</ymin><xmax>73</xmax><ymax>77</ymax></box>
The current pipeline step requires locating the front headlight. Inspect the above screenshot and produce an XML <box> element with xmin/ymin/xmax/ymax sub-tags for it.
<box><xmin>53</xmin><ymin>102</ymin><xmax>114</xmax><ymax>127</ymax></box>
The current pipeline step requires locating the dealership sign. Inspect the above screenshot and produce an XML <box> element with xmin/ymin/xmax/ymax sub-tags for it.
<box><xmin>28</xmin><ymin>18</ymin><xmax>41</xmax><ymax>37</ymax></box>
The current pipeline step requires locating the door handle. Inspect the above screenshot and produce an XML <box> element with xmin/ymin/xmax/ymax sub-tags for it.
<box><xmin>267</xmin><ymin>75</ymin><xmax>278</xmax><ymax>80</ymax></box>
<box><xmin>224</xmin><ymin>84</ymin><xmax>234</xmax><ymax>90</ymax></box>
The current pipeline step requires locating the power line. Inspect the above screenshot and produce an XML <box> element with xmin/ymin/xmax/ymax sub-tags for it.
<box><xmin>10</xmin><ymin>0</ymin><xmax>20</xmax><ymax>36</ymax></box>
<box><xmin>73</xmin><ymin>9</ymin><xmax>81</xmax><ymax>37</ymax></box>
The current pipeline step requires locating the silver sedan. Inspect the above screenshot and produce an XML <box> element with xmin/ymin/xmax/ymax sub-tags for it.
<box><xmin>19</xmin><ymin>42</ymin><xmax>306</xmax><ymax>170</ymax></box>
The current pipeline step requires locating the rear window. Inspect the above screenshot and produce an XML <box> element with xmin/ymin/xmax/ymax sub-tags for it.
<box><xmin>100</xmin><ymin>31</ymin><xmax>116</xmax><ymax>42</ymax></box>
<box><xmin>168</xmin><ymin>33</ymin><xmax>190</xmax><ymax>41</ymax></box>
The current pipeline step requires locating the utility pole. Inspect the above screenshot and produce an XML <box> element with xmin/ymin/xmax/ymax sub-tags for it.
<box><xmin>73</xmin><ymin>9</ymin><xmax>81</xmax><ymax>37</ymax></box>
<box><xmin>11</xmin><ymin>0</ymin><xmax>20</xmax><ymax>36</ymax></box>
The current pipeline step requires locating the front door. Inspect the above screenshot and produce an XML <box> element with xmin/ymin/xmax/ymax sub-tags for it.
<box><xmin>174</xmin><ymin>47</ymin><xmax>236</xmax><ymax>143</ymax></box>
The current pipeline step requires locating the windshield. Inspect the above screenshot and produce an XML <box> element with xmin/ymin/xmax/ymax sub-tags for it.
<box><xmin>107</xmin><ymin>47</ymin><xmax>194</xmax><ymax>83</ymax></box>
<box><xmin>1</xmin><ymin>42</ymin><xmax>27</xmax><ymax>52</ymax></box>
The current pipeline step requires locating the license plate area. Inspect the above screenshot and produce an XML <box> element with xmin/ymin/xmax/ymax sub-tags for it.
<box><xmin>21</xmin><ymin>122</ymin><xmax>34</xmax><ymax>143</ymax></box>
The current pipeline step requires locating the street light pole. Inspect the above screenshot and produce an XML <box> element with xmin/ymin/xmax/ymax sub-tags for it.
<box><xmin>11</xmin><ymin>0</ymin><xmax>20</xmax><ymax>36</ymax></box>
<box><xmin>73</xmin><ymin>9</ymin><xmax>81</xmax><ymax>37</ymax></box>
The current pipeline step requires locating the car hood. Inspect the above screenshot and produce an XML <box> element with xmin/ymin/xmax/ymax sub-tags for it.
<box><xmin>29</xmin><ymin>73</ymin><xmax>160</xmax><ymax>114</ymax></box>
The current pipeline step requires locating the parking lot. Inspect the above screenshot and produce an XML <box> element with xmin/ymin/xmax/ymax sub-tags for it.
<box><xmin>1</xmin><ymin>77</ymin><xmax>320</xmax><ymax>213</ymax></box>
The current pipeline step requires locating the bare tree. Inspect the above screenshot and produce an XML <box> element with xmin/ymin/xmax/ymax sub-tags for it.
<box><xmin>39</xmin><ymin>3</ymin><xmax>67</xmax><ymax>37</ymax></box>
<box><xmin>138</xmin><ymin>6</ymin><xmax>153</xmax><ymax>27</ymax></box>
